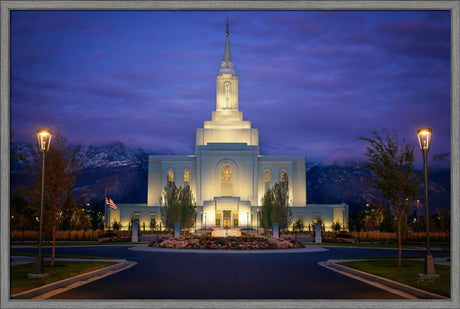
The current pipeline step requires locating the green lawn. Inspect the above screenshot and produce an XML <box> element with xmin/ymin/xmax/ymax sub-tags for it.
<box><xmin>338</xmin><ymin>260</ymin><xmax>450</xmax><ymax>297</ymax></box>
<box><xmin>309</xmin><ymin>242</ymin><xmax>450</xmax><ymax>250</ymax></box>
<box><xmin>10</xmin><ymin>251</ymin><xmax>119</xmax><ymax>260</ymax></box>
<box><xmin>10</xmin><ymin>261</ymin><xmax>117</xmax><ymax>295</ymax></box>
<box><xmin>12</xmin><ymin>241</ymin><xmax>149</xmax><ymax>246</ymax></box>
<box><xmin>340</xmin><ymin>252</ymin><xmax>450</xmax><ymax>260</ymax></box>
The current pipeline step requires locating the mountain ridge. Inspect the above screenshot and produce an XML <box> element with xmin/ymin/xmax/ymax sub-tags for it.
<box><xmin>10</xmin><ymin>141</ymin><xmax>450</xmax><ymax>214</ymax></box>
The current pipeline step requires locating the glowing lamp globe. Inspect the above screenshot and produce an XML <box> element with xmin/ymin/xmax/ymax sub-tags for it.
<box><xmin>37</xmin><ymin>129</ymin><xmax>52</xmax><ymax>152</ymax></box>
<box><xmin>417</xmin><ymin>128</ymin><xmax>432</xmax><ymax>151</ymax></box>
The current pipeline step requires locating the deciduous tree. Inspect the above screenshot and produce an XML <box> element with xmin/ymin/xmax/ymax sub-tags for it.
<box><xmin>360</xmin><ymin>129</ymin><xmax>421</xmax><ymax>266</ymax></box>
<box><xmin>160</xmin><ymin>182</ymin><xmax>196</xmax><ymax>232</ymax></box>
<box><xmin>21</xmin><ymin>130</ymin><xmax>85</xmax><ymax>266</ymax></box>
<box><xmin>89</xmin><ymin>202</ymin><xmax>105</xmax><ymax>231</ymax></box>
<box><xmin>260</xmin><ymin>180</ymin><xmax>292</xmax><ymax>234</ymax></box>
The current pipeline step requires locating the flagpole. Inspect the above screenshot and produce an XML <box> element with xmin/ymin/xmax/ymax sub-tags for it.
<box><xmin>105</xmin><ymin>188</ymin><xmax>110</xmax><ymax>231</ymax></box>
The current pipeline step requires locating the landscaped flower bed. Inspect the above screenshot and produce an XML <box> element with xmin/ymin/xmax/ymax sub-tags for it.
<box><xmin>148</xmin><ymin>234</ymin><xmax>305</xmax><ymax>250</ymax></box>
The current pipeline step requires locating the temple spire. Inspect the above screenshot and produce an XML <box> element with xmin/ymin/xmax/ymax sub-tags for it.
<box><xmin>220</xmin><ymin>19</ymin><xmax>235</xmax><ymax>74</ymax></box>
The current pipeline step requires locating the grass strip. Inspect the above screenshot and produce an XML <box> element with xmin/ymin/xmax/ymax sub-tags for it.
<box><xmin>309</xmin><ymin>242</ymin><xmax>450</xmax><ymax>250</ymax></box>
<box><xmin>340</xmin><ymin>252</ymin><xmax>450</xmax><ymax>260</ymax></box>
<box><xmin>11</xmin><ymin>241</ymin><xmax>149</xmax><ymax>246</ymax></box>
<box><xmin>338</xmin><ymin>259</ymin><xmax>450</xmax><ymax>297</ymax></box>
<box><xmin>10</xmin><ymin>261</ymin><xmax>117</xmax><ymax>295</ymax></box>
<box><xmin>10</xmin><ymin>251</ymin><xmax>119</xmax><ymax>260</ymax></box>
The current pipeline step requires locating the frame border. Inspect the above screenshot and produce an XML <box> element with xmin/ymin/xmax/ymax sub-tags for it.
<box><xmin>1</xmin><ymin>1</ymin><xmax>459</xmax><ymax>308</ymax></box>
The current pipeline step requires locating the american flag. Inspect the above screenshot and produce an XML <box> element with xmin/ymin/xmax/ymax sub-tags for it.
<box><xmin>105</xmin><ymin>194</ymin><xmax>118</xmax><ymax>210</ymax></box>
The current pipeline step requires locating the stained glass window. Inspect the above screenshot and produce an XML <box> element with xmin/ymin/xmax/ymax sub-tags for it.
<box><xmin>281</xmin><ymin>170</ymin><xmax>287</xmax><ymax>182</ymax></box>
<box><xmin>222</xmin><ymin>165</ymin><xmax>233</xmax><ymax>183</ymax></box>
<box><xmin>184</xmin><ymin>170</ymin><xmax>189</xmax><ymax>182</ymax></box>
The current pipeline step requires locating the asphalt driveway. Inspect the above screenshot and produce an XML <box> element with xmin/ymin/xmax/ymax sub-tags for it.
<box><xmin>10</xmin><ymin>244</ymin><xmax>437</xmax><ymax>299</ymax></box>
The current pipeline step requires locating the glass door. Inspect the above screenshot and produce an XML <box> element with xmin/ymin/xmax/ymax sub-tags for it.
<box><xmin>223</xmin><ymin>210</ymin><xmax>231</xmax><ymax>228</ymax></box>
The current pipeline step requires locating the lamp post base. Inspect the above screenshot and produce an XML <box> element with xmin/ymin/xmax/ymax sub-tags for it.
<box><xmin>28</xmin><ymin>272</ymin><xmax>49</xmax><ymax>279</ymax></box>
<box><xmin>419</xmin><ymin>254</ymin><xmax>440</xmax><ymax>279</ymax></box>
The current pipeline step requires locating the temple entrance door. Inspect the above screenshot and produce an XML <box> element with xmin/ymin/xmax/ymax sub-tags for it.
<box><xmin>223</xmin><ymin>210</ymin><xmax>231</xmax><ymax>229</ymax></box>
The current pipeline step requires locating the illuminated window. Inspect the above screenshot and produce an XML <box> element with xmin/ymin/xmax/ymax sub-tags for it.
<box><xmin>264</xmin><ymin>170</ymin><xmax>270</xmax><ymax>183</ymax></box>
<box><xmin>184</xmin><ymin>170</ymin><xmax>189</xmax><ymax>182</ymax></box>
<box><xmin>221</xmin><ymin>165</ymin><xmax>233</xmax><ymax>196</ymax></box>
<box><xmin>281</xmin><ymin>170</ymin><xmax>287</xmax><ymax>182</ymax></box>
<box><xmin>222</xmin><ymin>165</ymin><xmax>233</xmax><ymax>183</ymax></box>
<box><xmin>167</xmin><ymin>170</ymin><xmax>174</xmax><ymax>182</ymax></box>
<box><xmin>224</xmin><ymin>83</ymin><xmax>230</xmax><ymax>109</ymax></box>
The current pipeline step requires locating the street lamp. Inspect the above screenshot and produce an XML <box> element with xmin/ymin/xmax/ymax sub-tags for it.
<box><xmin>204</xmin><ymin>212</ymin><xmax>207</xmax><ymax>230</ymax></box>
<box><xmin>256</xmin><ymin>209</ymin><xmax>259</xmax><ymax>234</ymax></box>
<box><xmin>417</xmin><ymin>128</ymin><xmax>439</xmax><ymax>279</ymax></box>
<box><xmin>29</xmin><ymin>129</ymin><xmax>52</xmax><ymax>278</ymax></box>
<box><xmin>200</xmin><ymin>211</ymin><xmax>203</xmax><ymax>230</ymax></box>
<box><xmin>247</xmin><ymin>212</ymin><xmax>249</xmax><ymax>231</ymax></box>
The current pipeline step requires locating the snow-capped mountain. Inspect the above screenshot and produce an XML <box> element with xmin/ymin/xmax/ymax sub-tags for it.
<box><xmin>80</xmin><ymin>142</ymin><xmax>149</xmax><ymax>169</ymax></box>
<box><xmin>10</xmin><ymin>141</ymin><xmax>451</xmax><ymax>213</ymax></box>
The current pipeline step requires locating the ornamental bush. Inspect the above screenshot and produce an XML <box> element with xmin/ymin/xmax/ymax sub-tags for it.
<box><xmin>148</xmin><ymin>235</ymin><xmax>305</xmax><ymax>250</ymax></box>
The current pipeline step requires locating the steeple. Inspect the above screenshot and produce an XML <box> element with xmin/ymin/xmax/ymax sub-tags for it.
<box><xmin>220</xmin><ymin>20</ymin><xmax>235</xmax><ymax>75</ymax></box>
<box><xmin>195</xmin><ymin>20</ymin><xmax>259</xmax><ymax>149</ymax></box>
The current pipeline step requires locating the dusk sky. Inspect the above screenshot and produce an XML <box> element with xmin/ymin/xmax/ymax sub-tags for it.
<box><xmin>10</xmin><ymin>10</ymin><xmax>451</xmax><ymax>167</ymax></box>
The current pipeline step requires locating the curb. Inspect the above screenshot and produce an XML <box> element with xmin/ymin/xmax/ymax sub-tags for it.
<box><xmin>11</xmin><ymin>259</ymin><xmax>137</xmax><ymax>299</ymax></box>
<box><xmin>324</xmin><ymin>259</ymin><xmax>448</xmax><ymax>299</ymax></box>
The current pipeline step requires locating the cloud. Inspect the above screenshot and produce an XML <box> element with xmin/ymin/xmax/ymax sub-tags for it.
<box><xmin>9</xmin><ymin>10</ymin><xmax>451</xmax><ymax>167</ymax></box>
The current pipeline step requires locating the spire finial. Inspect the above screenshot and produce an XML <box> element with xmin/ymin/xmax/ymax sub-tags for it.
<box><xmin>220</xmin><ymin>18</ymin><xmax>235</xmax><ymax>75</ymax></box>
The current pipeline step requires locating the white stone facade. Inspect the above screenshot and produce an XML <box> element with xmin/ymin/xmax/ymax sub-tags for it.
<box><xmin>107</xmin><ymin>24</ymin><xmax>349</xmax><ymax>233</ymax></box>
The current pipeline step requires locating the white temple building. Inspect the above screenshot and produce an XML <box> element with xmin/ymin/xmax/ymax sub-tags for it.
<box><xmin>106</xmin><ymin>24</ymin><xmax>348</xmax><ymax>233</ymax></box>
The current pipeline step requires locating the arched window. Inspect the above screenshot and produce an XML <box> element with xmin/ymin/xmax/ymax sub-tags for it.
<box><xmin>264</xmin><ymin>170</ymin><xmax>270</xmax><ymax>183</ymax></box>
<box><xmin>224</xmin><ymin>83</ymin><xmax>230</xmax><ymax>109</ymax></box>
<box><xmin>280</xmin><ymin>170</ymin><xmax>287</xmax><ymax>182</ymax></box>
<box><xmin>222</xmin><ymin>165</ymin><xmax>233</xmax><ymax>183</ymax></box>
<box><xmin>184</xmin><ymin>170</ymin><xmax>189</xmax><ymax>183</ymax></box>
<box><xmin>167</xmin><ymin>170</ymin><xmax>174</xmax><ymax>182</ymax></box>
<box><xmin>264</xmin><ymin>170</ymin><xmax>271</xmax><ymax>191</ymax></box>
<box><xmin>221</xmin><ymin>165</ymin><xmax>233</xmax><ymax>196</ymax></box>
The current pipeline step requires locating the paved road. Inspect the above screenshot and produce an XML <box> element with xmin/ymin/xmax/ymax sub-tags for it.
<box><xmin>11</xmin><ymin>245</ymin><xmax>435</xmax><ymax>299</ymax></box>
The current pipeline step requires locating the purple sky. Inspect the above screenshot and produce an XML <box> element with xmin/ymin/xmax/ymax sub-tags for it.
<box><xmin>10</xmin><ymin>10</ymin><xmax>451</xmax><ymax>167</ymax></box>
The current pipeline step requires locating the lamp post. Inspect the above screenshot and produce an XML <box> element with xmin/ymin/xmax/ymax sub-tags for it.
<box><xmin>417</xmin><ymin>128</ymin><xmax>439</xmax><ymax>279</ymax></box>
<box><xmin>247</xmin><ymin>212</ymin><xmax>249</xmax><ymax>231</ymax></box>
<box><xmin>29</xmin><ymin>129</ymin><xmax>52</xmax><ymax>278</ymax></box>
<box><xmin>200</xmin><ymin>211</ymin><xmax>203</xmax><ymax>230</ymax></box>
<box><xmin>257</xmin><ymin>209</ymin><xmax>260</xmax><ymax>235</ymax></box>
<box><xmin>204</xmin><ymin>212</ymin><xmax>207</xmax><ymax>230</ymax></box>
